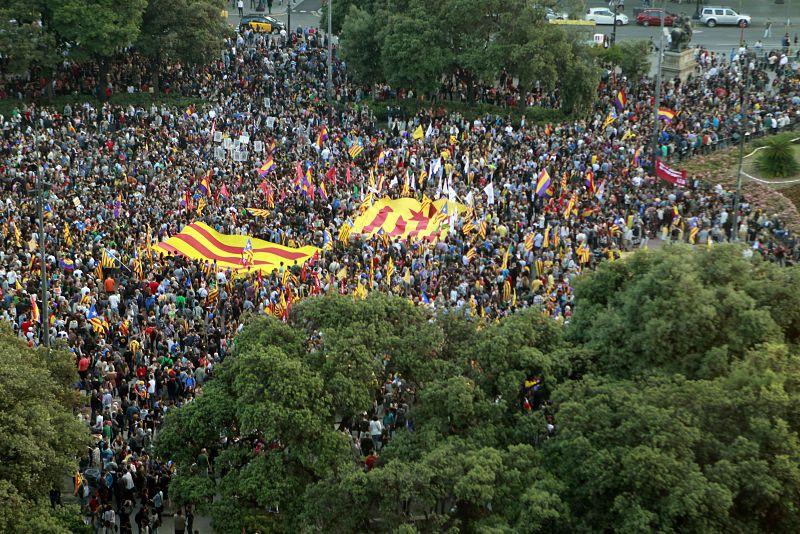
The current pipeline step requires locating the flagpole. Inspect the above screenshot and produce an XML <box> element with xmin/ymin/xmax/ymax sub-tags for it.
<box><xmin>105</xmin><ymin>248</ymin><xmax>134</xmax><ymax>274</ymax></box>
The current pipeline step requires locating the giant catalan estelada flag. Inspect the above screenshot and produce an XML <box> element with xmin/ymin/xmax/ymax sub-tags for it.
<box><xmin>351</xmin><ymin>198</ymin><xmax>466</xmax><ymax>242</ymax></box>
<box><xmin>154</xmin><ymin>222</ymin><xmax>319</xmax><ymax>273</ymax></box>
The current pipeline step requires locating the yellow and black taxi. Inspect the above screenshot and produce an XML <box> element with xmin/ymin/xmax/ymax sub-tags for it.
<box><xmin>239</xmin><ymin>15</ymin><xmax>285</xmax><ymax>33</ymax></box>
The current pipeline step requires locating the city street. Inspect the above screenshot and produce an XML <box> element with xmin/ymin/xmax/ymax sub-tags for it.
<box><xmin>225</xmin><ymin>0</ymin><xmax>321</xmax><ymax>31</ymax></box>
<box><xmin>226</xmin><ymin>0</ymin><xmax>798</xmax><ymax>53</ymax></box>
<box><xmin>571</xmin><ymin>0</ymin><xmax>798</xmax><ymax>52</ymax></box>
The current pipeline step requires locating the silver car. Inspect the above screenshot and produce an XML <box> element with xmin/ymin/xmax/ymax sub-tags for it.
<box><xmin>699</xmin><ymin>6</ymin><xmax>751</xmax><ymax>27</ymax></box>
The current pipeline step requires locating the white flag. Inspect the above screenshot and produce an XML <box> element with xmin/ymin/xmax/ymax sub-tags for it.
<box><xmin>432</xmin><ymin>157</ymin><xmax>443</xmax><ymax>177</ymax></box>
<box><xmin>484</xmin><ymin>182</ymin><xmax>495</xmax><ymax>205</ymax></box>
<box><xmin>596</xmin><ymin>180</ymin><xmax>606</xmax><ymax>202</ymax></box>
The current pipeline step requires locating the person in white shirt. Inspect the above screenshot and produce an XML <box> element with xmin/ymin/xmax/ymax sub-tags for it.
<box><xmin>369</xmin><ymin>416</ymin><xmax>383</xmax><ymax>451</ymax></box>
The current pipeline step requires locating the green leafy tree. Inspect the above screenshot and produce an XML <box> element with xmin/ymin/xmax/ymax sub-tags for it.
<box><xmin>568</xmin><ymin>245</ymin><xmax>785</xmax><ymax>379</ymax></box>
<box><xmin>379</xmin><ymin>7</ymin><xmax>449</xmax><ymax>97</ymax></box>
<box><xmin>339</xmin><ymin>0</ymin><xmax>598</xmax><ymax>109</ymax></box>
<box><xmin>545</xmin><ymin>344</ymin><xmax>800</xmax><ymax>533</ymax></box>
<box><xmin>339</xmin><ymin>5</ymin><xmax>387</xmax><ymax>89</ymax></box>
<box><xmin>50</xmin><ymin>0</ymin><xmax>148</xmax><ymax>97</ymax></box>
<box><xmin>617</xmin><ymin>40</ymin><xmax>652</xmax><ymax>81</ymax></box>
<box><xmin>158</xmin><ymin>295</ymin><xmax>444</xmax><ymax>533</ymax></box>
<box><xmin>0</xmin><ymin>1</ymin><xmax>62</xmax><ymax>96</ymax></box>
<box><xmin>0</xmin><ymin>326</ymin><xmax>90</xmax><ymax>533</ymax></box>
<box><xmin>136</xmin><ymin>0</ymin><xmax>229</xmax><ymax>91</ymax></box>
<box><xmin>320</xmin><ymin>0</ymin><xmax>376</xmax><ymax>35</ymax></box>
<box><xmin>158</xmin><ymin>262</ymin><xmax>800</xmax><ymax>532</ymax></box>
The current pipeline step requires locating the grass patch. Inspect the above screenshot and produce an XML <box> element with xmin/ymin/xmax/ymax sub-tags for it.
<box><xmin>0</xmin><ymin>93</ymin><xmax>201</xmax><ymax>116</ymax></box>
<box><xmin>362</xmin><ymin>98</ymin><xmax>566</xmax><ymax>127</ymax></box>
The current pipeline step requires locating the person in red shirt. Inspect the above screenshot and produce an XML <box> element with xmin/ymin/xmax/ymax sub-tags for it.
<box><xmin>78</xmin><ymin>355</ymin><xmax>90</xmax><ymax>379</ymax></box>
<box><xmin>365</xmin><ymin>453</ymin><xmax>378</xmax><ymax>471</ymax></box>
<box><xmin>20</xmin><ymin>319</ymin><xmax>32</xmax><ymax>338</ymax></box>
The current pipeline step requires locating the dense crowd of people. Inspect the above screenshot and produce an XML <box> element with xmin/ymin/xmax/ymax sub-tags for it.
<box><xmin>1</xmin><ymin>22</ymin><xmax>799</xmax><ymax>532</ymax></box>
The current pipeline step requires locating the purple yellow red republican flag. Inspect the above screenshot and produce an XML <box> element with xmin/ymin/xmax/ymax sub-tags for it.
<box><xmin>154</xmin><ymin>222</ymin><xmax>319</xmax><ymax>273</ymax></box>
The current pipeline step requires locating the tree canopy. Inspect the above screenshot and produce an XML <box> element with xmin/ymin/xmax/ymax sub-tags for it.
<box><xmin>338</xmin><ymin>0</ymin><xmax>600</xmax><ymax>113</ymax></box>
<box><xmin>1</xmin><ymin>0</ymin><xmax>229</xmax><ymax>95</ymax></box>
<box><xmin>0</xmin><ymin>325</ymin><xmax>90</xmax><ymax>533</ymax></box>
<box><xmin>157</xmin><ymin>245</ymin><xmax>800</xmax><ymax>533</ymax></box>
<box><xmin>136</xmin><ymin>0</ymin><xmax>230</xmax><ymax>67</ymax></box>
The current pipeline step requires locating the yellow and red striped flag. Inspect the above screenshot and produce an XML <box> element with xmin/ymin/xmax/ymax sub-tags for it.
<box><xmin>154</xmin><ymin>222</ymin><xmax>319</xmax><ymax>274</ymax></box>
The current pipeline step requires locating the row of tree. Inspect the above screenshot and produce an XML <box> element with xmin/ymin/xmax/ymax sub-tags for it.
<box><xmin>0</xmin><ymin>0</ymin><xmax>230</xmax><ymax>95</ymax></box>
<box><xmin>157</xmin><ymin>244</ymin><xmax>800</xmax><ymax>533</ymax></box>
<box><xmin>336</xmin><ymin>0</ymin><xmax>601</xmax><ymax>114</ymax></box>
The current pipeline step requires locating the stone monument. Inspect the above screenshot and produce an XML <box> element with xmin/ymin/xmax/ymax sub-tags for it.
<box><xmin>662</xmin><ymin>15</ymin><xmax>697</xmax><ymax>83</ymax></box>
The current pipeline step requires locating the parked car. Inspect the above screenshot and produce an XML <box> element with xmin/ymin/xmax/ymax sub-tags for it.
<box><xmin>545</xmin><ymin>8</ymin><xmax>569</xmax><ymax>21</ymax></box>
<box><xmin>585</xmin><ymin>7</ymin><xmax>629</xmax><ymax>25</ymax></box>
<box><xmin>239</xmin><ymin>15</ymin><xmax>285</xmax><ymax>33</ymax></box>
<box><xmin>699</xmin><ymin>6</ymin><xmax>751</xmax><ymax>27</ymax></box>
<box><xmin>635</xmin><ymin>9</ymin><xmax>676</xmax><ymax>26</ymax></box>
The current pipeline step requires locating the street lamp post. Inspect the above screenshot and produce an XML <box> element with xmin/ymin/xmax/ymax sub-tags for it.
<box><xmin>651</xmin><ymin>0</ymin><xmax>667</xmax><ymax>169</ymax></box>
<box><xmin>611</xmin><ymin>0</ymin><xmax>619</xmax><ymax>46</ymax></box>
<box><xmin>287</xmin><ymin>0</ymin><xmax>291</xmax><ymax>47</ymax></box>
<box><xmin>36</xmin><ymin>163</ymin><xmax>49</xmax><ymax>347</ymax></box>
<box><xmin>731</xmin><ymin>53</ymin><xmax>752</xmax><ymax>242</ymax></box>
<box><xmin>326</xmin><ymin>0</ymin><xmax>333</xmax><ymax>123</ymax></box>
<box><xmin>693</xmin><ymin>0</ymin><xmax>703</xmax><ymax>19</ymax></box>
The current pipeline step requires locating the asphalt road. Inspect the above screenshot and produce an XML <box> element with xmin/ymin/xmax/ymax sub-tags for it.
<box><xmin>225</xmin><ymin>0</ymin><xmax>321</xmax><ymax>30</ymax></box>
<box><xmin>228</xmin><ymin>0</ymin><xmax>797</xmax><ymax>53</ymax></box>
<box><xmin>584</xmin><ymin>23</ymin><xmax>794</xmax><ymax>52</ymax></box>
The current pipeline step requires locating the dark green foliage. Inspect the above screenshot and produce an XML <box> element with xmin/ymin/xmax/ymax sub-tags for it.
<box><xmin>137</xmin><ymin>0</ymin><xmax>230</xmax><ymax>68</ymax></box>
<box><xmin>339</xmin><ymin>0</ymin><xmax>599</xmax><ymax>113</ymax></box>
<box><xmin>568</xmin><ymin>245</ymin><xmax>786</xmax><ymax>379</ymax></box>
<box><xmin>0</xmin><ymin>326</ymin><xmax>90</xmax><ymax>533</ymax></box>
<box><xmin>158</xmin><ymin>247</ymin><xmax>800</xmax><ymax>533</ymax></box>
<box><xmin>756</xmin><ymin>138</ymin><xmax>800</xmax><ymax>178</ymax></box>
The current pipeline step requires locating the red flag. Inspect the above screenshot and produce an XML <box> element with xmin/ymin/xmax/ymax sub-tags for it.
<box><xmin>259</xmin><ymin>180</ymin><xmax>268</xmax><ymax>196</ymax></box>
<box><xmin>301</xmin><ymin>262</ymin><xmax>308</xmax><ymax>282</ymax></box>
<box><xmin>326</xmin><ymin>166</ymin><xmax>337</xmax><ymax>186</ymax></box>
<box><xmin>655</xmin><ymin>160</ymin><xmax>687</xmax><ymax>187</ymax></box>
<box><xmin>345</xmin><ymin>165</ymin><xmax>351</xmax><ymax>184</ymax></box>
<box><xmin>295</xmin><ymin>162</ymin><xmax>303</xmax><ymax>184</ymax></box>
<box><xmin>219</xmin><ymin>184</ymin><xmax>230</xmax><ymax>199</ymax></box>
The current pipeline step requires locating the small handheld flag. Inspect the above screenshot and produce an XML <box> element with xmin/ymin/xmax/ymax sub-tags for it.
<box><xmin>535</xmin><ymin>169</ymin><xmax>552</xmax><ymax>198</ymax></box>
<box><xmin>258</xmin><ymin>157</ymin><xmax>275</xmax><ymax>177</ymax></box>
<box><xmin>242</xmin><ymin>238</ymin><xmax>254</xmax><ymax>266</ymax></box>
<box><xmin>615</xmin><ymin>89</ymin><xmax>627</xmax><ymax>111</ymax></box>
<box><xmin>658</xmin><ymin>108</ymin><xmax>676</xmax><ymax>122</ymax></box>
